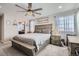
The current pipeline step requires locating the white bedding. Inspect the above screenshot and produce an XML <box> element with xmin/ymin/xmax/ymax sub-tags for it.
<box><xmin>14</xmin><ymin>33</ymin><xmax>51</xmax><ymax>51</ymax></box>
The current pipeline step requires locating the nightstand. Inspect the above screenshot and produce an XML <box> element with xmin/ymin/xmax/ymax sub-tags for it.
<box><xmin>50</xmin><ymin>34</ymin><xmax>61</xmax><ymax>46</ymax></box>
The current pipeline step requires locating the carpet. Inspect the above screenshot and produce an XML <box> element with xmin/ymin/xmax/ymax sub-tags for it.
<box><xmin>36</xmin><ymin>44</ymin><xmax>69</xmax><ymax>56</ymax></box>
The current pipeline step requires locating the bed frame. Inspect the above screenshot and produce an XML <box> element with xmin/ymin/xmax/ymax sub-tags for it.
<box><xmin>35</xmin><ymin>24</ymin><xmax>52</xmax><ymax>34</ymax></box>
<box><xmin>12</xmin><ymin>24</ymin><xmax>52</xmax><ymax>56</ymax></box>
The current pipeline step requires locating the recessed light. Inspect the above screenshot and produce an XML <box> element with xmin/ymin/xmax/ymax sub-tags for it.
<box><xmin>58</xmin><ymin>6</ymin><xmax>62</xmax><ymax>9</ymax></box>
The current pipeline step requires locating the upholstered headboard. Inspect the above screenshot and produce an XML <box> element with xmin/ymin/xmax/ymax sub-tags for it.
<box><xmin>34</xmin><ymin>24</ymin><xmax>52</xmax><ymax>34</ymax></box>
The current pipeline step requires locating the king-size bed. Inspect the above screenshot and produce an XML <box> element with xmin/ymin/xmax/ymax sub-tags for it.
<box><xmin>11</xmin><ymin>24</ymin><xmax>52</xmax><ymax>56</ymax></box>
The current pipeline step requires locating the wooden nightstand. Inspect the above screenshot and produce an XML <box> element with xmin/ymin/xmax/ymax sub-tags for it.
<box><xmin>50</xmin><ymin>34</ymin><xmax>61</xmax><ymax>46</ymax></box>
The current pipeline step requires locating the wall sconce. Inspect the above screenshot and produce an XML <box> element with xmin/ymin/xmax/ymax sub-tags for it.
<box><xmin>13</xmin><ymin>19</ymin><xmax>29</xmax><ymax>26</ymax></box>
<box><xmin>13</xmin><ymin>20</ymin><xmax>17</xmax><ymax>25</ymax></box>
<box><xmin>6</xmin><ymin>20</ymin><xmax>10</xmax><ymax>25</ymax></box>
<box><xmin>13</xmin><ymin>23</ymin><xmax>17</xmax><ymax>25</ymax></box>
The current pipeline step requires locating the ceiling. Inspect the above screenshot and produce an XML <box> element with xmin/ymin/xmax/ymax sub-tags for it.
<box><xmin>0</xmin><ymin>3</ymin><xmax>79</xmax><ymax>17</ymax></box>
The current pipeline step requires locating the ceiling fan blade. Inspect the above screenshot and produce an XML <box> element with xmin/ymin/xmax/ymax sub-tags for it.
<box><xmin>32</xmin><ymin>8</ymin><xmax>42</xmax><ymax>11</ymax></box>
<box><xmin>33</xmin><ymin>12</ymin><xmax>41</xmax><ymax>15</ymax></box>
<box><xmin>28</xmin><ymin>3</ymin><xmax>32</xmax><ymax>9</ymax></box>
<box><xmin>17</xmin><ymin>11</ymin><xmax>26</xmax><ymax>12</ymax></box>
<box><xmin>25</xmin><ymin>13</ymin><xmax>28</xmax><ymax>16</ymax></box>
<box><xmin>15</xmin><ymin>4</ymin><xmax>27</xmax><ymax>11</ymax></box>
<box><xmin>32</xmin><ymin>14</ymin><xmax>35</xmax><ymax>17</ymax></box>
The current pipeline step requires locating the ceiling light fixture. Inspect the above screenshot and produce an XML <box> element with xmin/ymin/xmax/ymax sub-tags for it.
<box><xmin>58</xmin><ymin>6</ymin><xmax>62</xmax><ymax>9</ymax></box>
<box><xmin>16</xmin><ymin>3</ymin><xmax>42</xmax><ymax>17</ymax></box>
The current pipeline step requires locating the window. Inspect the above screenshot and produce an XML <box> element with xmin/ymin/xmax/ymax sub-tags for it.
<box><xmin>30</xmin><ymin>20</ymin><xmax>35</xmax><ymax>33</ymax></box>
<box><xmin>17</xmin><ymin>22</ymin><xmax>24</xmax><ymax>31</ymax></box>
<box><xmin>55</xmin><ymin>15</ymin><xmax>75</xmax><ymax>33</ymax></box>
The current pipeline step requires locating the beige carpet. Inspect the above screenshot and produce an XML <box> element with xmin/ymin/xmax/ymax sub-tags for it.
<box><xmin>0</xmin><ymin>44</ymin><xmax>69</xmax><ymax>56</ymax></box>
<box><xmin>0</xmin><ymin>47</ymin><xmax>26</xmax><ymax>56</ymax></box>
<box><xmin>37</xmin><ymin>44</ymin><xmax>69</xmax><ymax>56</ymax></box>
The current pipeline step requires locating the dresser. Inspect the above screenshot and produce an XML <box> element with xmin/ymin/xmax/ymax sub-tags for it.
<box><xmin>68</xmin><ymin>36</ymin><xmax>79</xmax><ymax>56</ymax></box>
<box><xmin>50</xmin><ymin>34</ymin><xmax>61</xmax><ymax>46</ymax></box>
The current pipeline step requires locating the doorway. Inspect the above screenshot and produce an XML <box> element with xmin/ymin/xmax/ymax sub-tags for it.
<box><xmin>0</xmin><ymin>15</ymin><xmax>4</xmax><ymax>42</ymax></box>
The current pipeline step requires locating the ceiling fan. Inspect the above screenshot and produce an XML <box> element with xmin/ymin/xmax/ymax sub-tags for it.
<box><xmin>15</xmin><ymin>3</ymin><xmax>42</xmax><ymax>16</ymax></box>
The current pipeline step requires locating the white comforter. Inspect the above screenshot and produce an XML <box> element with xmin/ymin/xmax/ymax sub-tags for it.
<box><xmin>14</xmin><ymin>33</ymin><xmax>51</xmax><ymax>50</ymax></box>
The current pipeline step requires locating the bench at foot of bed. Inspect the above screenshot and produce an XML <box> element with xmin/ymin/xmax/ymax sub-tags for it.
<box><xmin>11</xmin><ymin>40</ymin><xmax>36</xmax><ymax>56</ymax></box>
